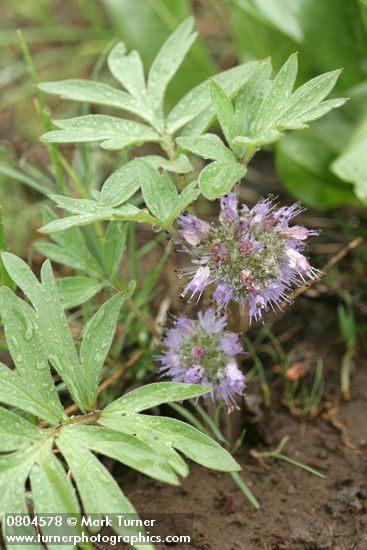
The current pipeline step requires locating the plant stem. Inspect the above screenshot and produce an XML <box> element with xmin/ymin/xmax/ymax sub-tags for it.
<box><xmin>341</xmin><ymin>347</ymin><xmax>355</xmax><ymax>401</ymax></box>
<box><xmin>125</xmin><ymin>297</ymin><xmax>162</xmax><ymax>340</ymax></box>
<box><xmin>17</xmin><ymin>30</ymin><xmax>67</xmax><ymax>194</ymax></box>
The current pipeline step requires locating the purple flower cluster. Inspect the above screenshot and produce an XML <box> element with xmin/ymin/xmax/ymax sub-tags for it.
<box><xmin>158</xmin><ymin>309</ymin><xmax>246</xmax><ymax>409</ymax></box>
<box><xmin>177</xmin><ymin>193</ymin><xmax>319</xmax><ymax>322</ymax></box>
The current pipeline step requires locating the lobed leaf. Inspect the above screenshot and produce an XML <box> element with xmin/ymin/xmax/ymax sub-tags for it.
<box><xmin>0</xmin><ymin>447</ymin><xmax>40</xmax><ymax>550</ymax></box>
<box><xmin>103</xmin><ymin>222</ymin><xmax>128</xmax><ymax>279</ymax></box>
<box><xmin>199</xmin><ymin>161</ymin><xmax>247</xmax><ymax>200</ymax></box>
<box><xmin>30</xmin><ymin>447</ymin><xmax>81</xmax><ymax>550</ymax></box>
<box><xmin>63</xmin><ymin>424</ymin><xmax>179</xmax><ymax>485</ymax></box>
<box><xmin>1</xmin><ymin>253</ymin><xmax>88</xmax><ymax>411</ymax></box>
<box><xmin>100</xmin><ymin>414</ymin><xmax>189</xmax><ymax>478</ymax></box>
<box><xmin>41</xmin><ymin>114</ymin><xmax>160</xmax><ymax>151</ymax></box>
<box><xmin>147</xmin><ymin>17</ymin><xmax>197</xmax><ymax>116</ymax></box>
<box><xmin>57</xmin><ymin>433</ymin><xmax>152</xmax><ymax>549</ymax></box>
<box><xmin>137</xmin><ymin>160</ymin><xmax>178</xmax><ymax>222</ymax></box>
<box><xmin>170</xmin><ymin>180</ymin><xmax>200</xmax><ymax>220</ymax></box>
<box><xmin>0</xmin><ymin>287</ymin><xmax>65</xmax><ymax>421</ymax></box>
<box><xmin>101</xmin><ymin>414</ymin><xmax>241</xmax><ymax>473</ymax></box>
<box><xmin>100</xmin><ymin>161</ymin><xmax>140</xmax><ymax>208</ymax></box>
<box><xmin>176</xmin><ymin>134</ymin><xmax>235</xmax><ymax>162</ymax></box>
<box><xmin>36</xmin><ymin>207</ymin><xmax>102</xmax><ymax>276</ymax></box>
<box><xmin>108</xmin><ymin>43</ymin><xmax>146</xmax><ymax>99</ymax></box>
<box><xmin>252</xmin><ymin>53</ymin><xmax>298</xmax><ymax>135</ymax></box>
<box><xmin>104</xmin><ymin>382</ymin><xmax>211</xmax><ymax>415</ymax></box>
<box><xmin>38</xmin><ymin>79</ymin><xmax>146</xmax><ymax>120</ymax></box>
<box><xmin>210</xmin><ymin>80</ymin><xmax>235</xmax><ymax>146</ymax></box>
<box><xmin>142</xmin><ymin>154</ymin><xmax>193</xmax><ymax>174</ymax></box>
<box><xmin>0</xmin><ymin>408</ymin><xmax>43</xmax><ymax>453</ymax></box>
<box><xmin>56</xmin><ymin>276</ymin><xmax>104</xmax><ymax>309</ymax></box>
<box><xmin>80</xmin><ymin>292</ymin><xmax>128</xmax><ymax>409</ymax></box>
<box><xmin>0</xmin><ymin>362</ymin><xmax>60</xmax><ymax>424</ymax></box>
<box><xmin>278</xmin><ymin>69</ymin><xmax>342</xmax><ymax>127</ymax></box>
<box><xmin>167</xmin><ymin>60</ymin><xmax>260</xmax><ymax>134</ymax></box>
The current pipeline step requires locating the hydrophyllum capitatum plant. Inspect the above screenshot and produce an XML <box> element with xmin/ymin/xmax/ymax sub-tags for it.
<box><xmin>0</xmin><ymin>16</ymin><xmax>344</xmax><ymax>542</ymax></box>
<box><xmin>177</xmin><ymin>193</ymin><xmax>319</xmax><ymax>322</ymax></box>
<box><xmin>158</xmin><ymin>309</ymin><xmax>246</xmax><ymax>409</ymax></box>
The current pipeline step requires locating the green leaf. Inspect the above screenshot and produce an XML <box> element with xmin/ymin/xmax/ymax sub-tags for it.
<box><xmin>40</xmin><ymin>261</ymin><xmax>88</xmax><ymax>410</ymax></box>
<box><xmin>41</xmin><ymin>115</ymin><xmax>160</xmax><ymax>151</ymax></box>
<box><xmin>170</xmin><ymin>180</ymin><xmax>200</xmax><ymax>219</ymax></box>
<box><xmin>30</xmin><ymin>448</ymin><xmax>81</xmax><ymax>550</ymax></box>
<box><xmin>230</xmin><ymin>471</ymin><xmax>260</xmax><ymax>510</ymax></box>
<box><xmin>103</xmin><ymin>222</ymin><xmax>128</xmax><ymax>279</ymax></box>
<box><xmin>167</xmin><ymin>60</ymin><xmax>259</xmax><ymax>134</ymax></box>
<box><xmin>140</xmin><ymin>416</ymin><xmax>241</xmax><ymax>472</ymax></box>
<box><xmin>36</xmin><ymin>207</ymin><xmax>102</xmax><ymax>276</ymax></box>
<box><xmin>235</xmin><ymin>60</ymin><xmax>272</xmax><ymax>136</ymax></box>
<box><xmin>275</xmin><ymin>128</ymin><xmax>355</xmax><ymax>209</ymax></box>
<box><xmin>253</xmin><ymin>53</ymin><xmax>298</xmax><ymax>135</ymax></box>
<box><xmin>64</xmin><ymin>424</ymin><xmax>179</xmax><ymax>485</ymax></box>
<box><xmin>80</xmin><ymin>292</ymin><xmax>127</xmax><ymax>409</ymax></box>
<box><xmin>142</xmin><ymin>154</ymin><xmax>193</xmax><ymax>174</ymax></box>
<box><xmin>176</xmin><ymin>134</ymin><xmax>235</xmax><ymax>162</ymax></box>
<box><xmin>101</xmin><ymin>414</ymin><xmax>189</xmax><ymax>478</ymax></box>
<box><xmin>332</xmin><ymin>120</ymin><xmax>367</xmax><ymax>203</ymax></box>
<box><xmin>199</xmin><ymin>161</ymin><xmax>247</xmax><ymax>200</ymax></box>
<box><xmin>39</xmin><ymin>205</ymin><xmax>158</xmax><ymax>233</ymax></box>
<box><xmin>210</xmin><ymin>80</ymin><xmax>235</xmax><ymax>145</ymax></box>
<box><xmin>56</xmin><ymin>276</ymin><xmax>104</xmax><ymax>309</ymax></box>
<box><xmin>49</xmin><ymin>195</ymin><xmax>109</xmax><ymax>215</ymax></box>
<box><xmin>102</xmin><ymin>414</ymin><xmax>240</xmax><ymax>473</ymax></box>
<box><xmin>300</xmin><ymin>0</ymin><xmax>367</xmax><ymax>89</ymax></box>
<box><xmin>137</xmin><ymin>160</ymin><xmax>178</xmax><ymax>221</ymax></box>
<box><xmin>0</xmin><ymin>164</ymin><xmax>54</xmax><ymax>195</ymax></box>
<box><xmin>103</xmin><ymin>0</ymin><xmax>215</xmax><ymax>107</ymax></box>
<box><xmin>232</xmin><ymin>0</ymin><xmax>303</xmax><ymax>42</ymax></box>
<box><xmin>0</xmin><ymin>362</ymin><xmax>61</xmax><ymax>423</ymax></box>
<box><xmin>1</xmin><ymin>253</ymin><xmax>88</xmax><ymax>411</ymax></box>
<box><xmin>1</xmin><ymin>251</ymin><xmax>43</xmax><ymax>306</ymax></box>
<box><xmin>39</xmin><ymin>213</ymin><xmax>113</xmax><ymax>233</ymax></box>
<box><xmin>0</xmin><ymin>447</ymin><xmax>39</xmax><ymax>550</ymax></box>
<box><xmin>278</xmin><ymin>70</ymin><xmax>342</xmax><ymax>127</ymax></box>
<box><xmin>104</xmin><ymin>382</ymin><xmax>212</xmax><ymax>414</ymax></box>
<box><xmin>147</xmin><ymin>17</ymin><xmax>197</xmax><ymax>115</ymax></box>
<box><xmin>100</xmin><ymin>161</ymin><xmax>140</xmax><ymax>207</ymax></box>
<box><xmin>284</xmin><ymin>97</ymin><xmax>348</xmax><ymax>129</ymax></box>
<box><xmin>39</xmin><ymin>79</ymin><xmax>147</xmax><ymax>121</ymax></box>
<box><xmin>57</xmin><ymin>433</ymin><xmax>152</xmax><ymax>549</ymax></box>
<box><xmin>108</xmin><ymin>43</ymin><xmax>146</xmax><ymax>98</ymax></box>
<box><xmin>0</xmin><ymin>287</ymin><xmax>65</xmax><ymax>422</ymax></box>
<box><xmin>0</xmin><ymin>408</ymin><xmax>42</xmax><ymax>453</ymax></box>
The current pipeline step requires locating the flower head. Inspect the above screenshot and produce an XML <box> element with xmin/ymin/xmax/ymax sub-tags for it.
<box><xmin>158</xmin><ymin>309</ymin><xmax>246</xmax><ymax>409</ymax></box>
<box><xmin>177</xmin><ymin>193</ymin><xmax>319</xmax><ymax>322</ymax></box>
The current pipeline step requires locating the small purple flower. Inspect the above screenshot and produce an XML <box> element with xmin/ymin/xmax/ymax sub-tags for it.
<box><xmin>158</xmin><ymin>309</ymin><xmax>246</xmax><ymax>409</ymax></box>
<box><xmin>181</xmin><ymin>266</ymin><xmax>211</xmax><ymax>302</ymax></box>
<box><xmin>212</xmin><ymin>283</ymin><xmax>233</xmax><ymax>311</ymax></box>
<box><xmin>178</xmin><ymin>214</ymin><xmax>210</xmax><ymax>246</ymax></box>
<box><xmin>220</xmin><ymin>193</ymin><xmax>239</xmax><ymax>222</ymax></box>
<box><xmin>176</xmin><ymin>194</ymin><xmax>319</xmax><ymax>322</ymax></box>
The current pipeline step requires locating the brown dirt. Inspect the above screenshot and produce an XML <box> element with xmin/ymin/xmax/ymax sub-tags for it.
<box><xmin>112</xmin><ymin>297</ymin><xmax>367</xmax><ymax>550</ymax></box>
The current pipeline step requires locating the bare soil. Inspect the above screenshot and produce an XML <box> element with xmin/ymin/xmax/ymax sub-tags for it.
<box><xmin>111</xmin><ymin>297</ymin><xmax>367</xmax><ymax>550</ymax></box>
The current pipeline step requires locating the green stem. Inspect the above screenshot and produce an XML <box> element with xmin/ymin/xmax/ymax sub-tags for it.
<box><xmin>125</xmin><ymin>297</ymin><xmax>161</xmax><ymax>340</ymax></box>
<box><xmin>230</xmin><ymin>472</ymin><xmax>260</xmax><ymax>509</ymax></box>
<box><xmin>341</xmin><ymin>347</ymin><xmax>355</xmax><ymax>400</ymax></box>
<box><xmin>0</xmin><ymin>207</ymin><xmax>14</xmax><ymax>289</ymax></box>
<box><xmin>17</xmin><ymin>30</ymin><xmax>67</xmax><ymax>194</ymax></box>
